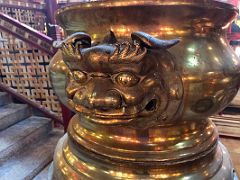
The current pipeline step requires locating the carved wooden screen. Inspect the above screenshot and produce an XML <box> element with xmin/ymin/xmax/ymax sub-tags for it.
<box><xmin>0</xmin><ymin>30</ymin><xmax>61</xmax><ymax>115</ymax></box>
<box><xmin>0</xmin><ymin>1</ymin><xmax>62</xmax><ymax>115</ymax></box>
<box><xmin>0</xmin><ymin>1</ymin><xmax>46</xmax><ymax>33</ymax></box>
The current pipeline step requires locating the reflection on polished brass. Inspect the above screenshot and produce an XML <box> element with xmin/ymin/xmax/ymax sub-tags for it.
<box><xmin>49</xmin><ymin>0</ymin><xmax>240</xmax><ymax>179</ymax></box>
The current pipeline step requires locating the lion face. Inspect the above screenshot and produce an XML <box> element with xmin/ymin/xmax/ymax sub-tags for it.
<box><xmin>62</xmin><ymin>32</ymin><xmax>183</xmax><ymax>128</ymax></box>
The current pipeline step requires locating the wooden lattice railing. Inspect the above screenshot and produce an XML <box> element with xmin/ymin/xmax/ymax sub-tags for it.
<box><xmin>0</xmin><ymin>82</ymin><xmax>63</xmax><ymax>125</ymax></box>
<box><xmin>0</xmin><ymin>13</ymin><xmax>55</xmax><ymax>55</ymax></box>
<box><xmin>0</xmin><ymin>12</ymin><xmax>62</xmax><ymax>118</ymax></box>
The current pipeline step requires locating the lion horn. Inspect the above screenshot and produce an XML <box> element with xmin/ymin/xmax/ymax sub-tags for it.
<box><xmin>131</xmin><ymin>32</ymin><xmax>180</xmax><ymax>49</ymax></box>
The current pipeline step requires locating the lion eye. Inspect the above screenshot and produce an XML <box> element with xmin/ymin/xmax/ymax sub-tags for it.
<box><xmin>72</xmin><ymin>71</ymin><xmax>88</xmax><ymax>83</ymax></box>
<box><xmin>115</xmin><ymin>72</ymin><xmax>139</xmax><ymax>87</ymax></box>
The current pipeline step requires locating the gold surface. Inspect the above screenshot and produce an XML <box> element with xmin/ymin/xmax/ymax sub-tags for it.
<box><xmin>56</xmin><ymin>0</ymin><xmax>237</xmax><ymax>39</ymax></box>
<box><xmin>49</xmin><ymin>0</ymin><xmax>240</xmax><ymax>179</ymax></box>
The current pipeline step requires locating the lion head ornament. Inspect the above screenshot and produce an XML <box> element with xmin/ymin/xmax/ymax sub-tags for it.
<box><xmin>59</xmin><ymin>32</ymin><xmax>183</xmax><ymax>128</ymax></box>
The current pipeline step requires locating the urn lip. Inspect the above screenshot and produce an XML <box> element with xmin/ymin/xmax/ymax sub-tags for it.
<box><xmin>56</xmin><ymin>0</ymin><xmax>237</xmax><ymax>18</ymax></box>
<box><xmin>57</xmin><ymin>0</ymin><xmax>237</xmax><ymax>11</ymax></box>
<box><xmin>56</xmin><ymin>0</ymin><xmax>238</xmax><ymax>38</ymax></box>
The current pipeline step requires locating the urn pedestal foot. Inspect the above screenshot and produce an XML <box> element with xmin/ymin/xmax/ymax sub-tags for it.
<box><xmin>49</xmin><ymin>116</ymin><xmax>237</xmax><ymax>180</ymax></box>
<box><xmin>50</xmin><ymin>134</ymin><xmax>237</xmax><ymax>180</ymax></box>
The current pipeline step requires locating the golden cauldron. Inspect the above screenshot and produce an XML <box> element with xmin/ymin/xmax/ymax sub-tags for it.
<box><xmin>49</xmin><ymin>0</ymin><xmax>240</xmax><ymax>179</ymax></box>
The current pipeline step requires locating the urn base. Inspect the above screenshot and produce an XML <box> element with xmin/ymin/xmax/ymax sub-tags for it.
<box><xmin>49</xmin><ymin>116</ymin><xmax>237</xmax><ymax>180</ymax></box>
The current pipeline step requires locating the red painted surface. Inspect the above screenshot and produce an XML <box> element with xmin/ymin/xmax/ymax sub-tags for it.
<box><xmin>228</xmin><ymin>33</ymin><xmax>240</xmax><ymax>41</ymax></box>
<box><xmin>60</xmin><ymin>103</ymin><xmax>74</xmax><ymax>132</ymax></box>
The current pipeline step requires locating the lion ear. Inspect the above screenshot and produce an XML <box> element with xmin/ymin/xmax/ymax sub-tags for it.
<box><xmin>131</xmin><ymin>32</ymin><xmax>180</xmax><ymax>49</ymax></box>
<box><xmin>55</xmin><ymin>32</ymin><xmax>92</xmax><ymax>49</ymax></box>
<box><xmin>66</xmin><ymin>32</ymin><xmax>92</xmax><ymax>48</ymax></box>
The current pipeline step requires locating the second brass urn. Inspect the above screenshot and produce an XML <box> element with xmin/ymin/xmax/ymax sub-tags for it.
<box><xmin>49</xmin><ymin>0</ymin><xmax>240</xmax><ymax>179</ymax></box>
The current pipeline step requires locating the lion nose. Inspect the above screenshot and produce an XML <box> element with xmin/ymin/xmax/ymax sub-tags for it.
<box><xmin>88</xmin><ymin>90</ymin><xmax>122</xmax><ymax>110</ymax></box>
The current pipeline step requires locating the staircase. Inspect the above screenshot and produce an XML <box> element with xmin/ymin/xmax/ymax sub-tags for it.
<box><xmin>0</xmin><ymin>92</ymin><xmax>63</xmax><ymax>180</ymax></box>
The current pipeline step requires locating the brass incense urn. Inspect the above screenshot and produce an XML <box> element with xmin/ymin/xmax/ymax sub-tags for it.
<box><xmin>49</xmin><ymin>0</ymin><xmax>240</xmax><ymax>179</ymax></box>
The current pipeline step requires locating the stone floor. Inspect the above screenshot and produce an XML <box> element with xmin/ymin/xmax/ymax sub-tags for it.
<box><xmin>221</xmin><ymin>137</ymin><xmax>240</xmax><ymax>176</ymax></box>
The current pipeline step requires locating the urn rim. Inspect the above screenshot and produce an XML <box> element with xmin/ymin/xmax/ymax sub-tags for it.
<box><xmin>56</xmin><ymin>0</ymin><xmax>237</xmax><ymax>13</ymax></box>
<box><xmin>55</xmin><ymin>0</ymin><xmax>238</xmax><ymax>37</ymax></box>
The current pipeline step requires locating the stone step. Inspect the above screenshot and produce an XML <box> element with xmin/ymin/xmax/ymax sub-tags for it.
<box><xmin>33</xmin><ymin>163</ymin><xmax>51</xmax><ymax>180</ymax></box>
<box><xmin>0</xmin><ymin>116</ymin><xmax>52</xmax><ymax>163</ymax></box>
<box><xmin>0</xmin><ymin>129</ymin><xmax>63</xmax><ymax>180</ymax></box>
<box><xmin>0</xmin><ymin>103</ymin><xmax>31</xmax><ymax>131</ymax></box>
<box><xmin>0</xmin><ymin>92</ymin><xmax>11</xmax><ymax>107</ymax></box>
